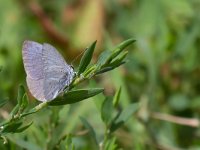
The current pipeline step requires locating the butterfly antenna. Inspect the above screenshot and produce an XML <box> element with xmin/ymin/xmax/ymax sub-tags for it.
<box><xmin>71</xmin><ymin>47</ymin><xmax>88</xmax><ymax>65</ymax></box>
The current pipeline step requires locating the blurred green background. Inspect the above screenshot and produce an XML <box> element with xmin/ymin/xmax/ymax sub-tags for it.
<box><xmin>0</xmin><ymin>0</ymin><xmax>200</xmax><ymax>149</ymax></box>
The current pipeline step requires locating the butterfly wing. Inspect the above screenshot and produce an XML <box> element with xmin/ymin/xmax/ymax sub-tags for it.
<box><xmin>26</xmin><ymin>77</ymin><xmax>46</xmax><ymax>101</ymax></box>
<box><xmin>42</xmin><ymin>43</ymin><xmax>74</xmax><ymax>101</ymax></box>
<box><xmin>22</xmin><ymin>41</ymin><xmax>74</xmax><ymax>101</ymax></box>
<box><xmin>23</xmin><ymin>41</ymin><xmax>46</xmax><ymax>101</ymax></box>
<box><xmin>22</xmin><ymin>41</ymin><xmax>44</xmax><ymax>79</ymax></box>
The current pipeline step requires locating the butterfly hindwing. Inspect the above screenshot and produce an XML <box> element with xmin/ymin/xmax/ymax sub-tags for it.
<box><xmin>26</xmin><ymin>77</ymin><xmax>46</xmax><ymax>101</ymax></box>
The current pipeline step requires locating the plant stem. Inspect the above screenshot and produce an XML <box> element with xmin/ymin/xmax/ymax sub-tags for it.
<box><xmin>0</xmin><ymin>102</ymin><xmax>48</xmax><ymax>129</ymax></box>
<box><xmin>21</xmin><ymin>101</ymin><xmax>48</xmax><ymax>117</ymax></box>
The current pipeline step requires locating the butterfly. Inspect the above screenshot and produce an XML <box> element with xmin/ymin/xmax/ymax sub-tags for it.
<box><xmin>22</xmin><ymin>40</ymin><xmax>75</xmax><ymax>102</ymax></box>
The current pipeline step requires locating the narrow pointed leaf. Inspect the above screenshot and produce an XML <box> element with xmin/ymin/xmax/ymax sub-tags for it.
<box><xmin>115</xmin><ymin>39</ymin><xmax>136</xmax><ymax>52</ymax></box>
<box><xmin>21</xmin><ymin>94</ymin><xmax>29</xmax><ymax>109</ymax></box>
<box><xmin>10</xmin><ymin>85</ymin><xmax>26</xmax><ymax>117</ymax></box>
<box><xmin>65</xmin><ymin>134</ymin><xmax>73</xmax><ymax>148</ymax></box>
<box><xmin>15</xmin><ymin>121</ymin><xmax>33</xmax><ymax>133</ymax></box>
<box><xmin>1</xmin><ymin>121</ymin><xmax>23</xmax><ymax>133</ymax></box>
<box><xmin>16</xmin><ymin>94</ymin><xmax>29</xmax><ymax>115</ymax></box>
<box><xmin>17</xmin><ymin>85</ymin><xmax>26</xmax><ymax>105</ymax></box>
<box><xmin>101</xmin><ymin>97</ymin><xmax>114</xmax><ymax>125</ymax></box>
<box><xmin>95</xmin><ymin>61</ymin><xmax>126</xmax><ymax>75</ymax></box>
<box><xmin>10</xmin><ymin>104</ymin><xmax>20</xmax><ymax>117</ymax></box>
<box><xmin>110</xmin><ymin>103</ymin><xmax>139</xmax><ymax>132</ymax></box>
<box><xmin>49</xmin><ymin>88</ymin><xmax>104</xmax><ymax>106</ymax></box>
<box><xmin>113</xmin><ymin>87</ymin><xmax>121</xmax><ymax>107</ymax></box>
<box><xmin>105</xmin><ymin>39</ymin><xmax>135</xmax><ymax>65</ymax></box>
<box><xmin>110</xmin><ymin>51</ymin><xmax>128</xmax><ymax>65</ymax></box>
<box><xmin>96</xmin><ymin>39</ymin><xmax>134</xmax><ymax>69</ymax></box>
<box><xmin>82</xmin><ymin>65</ymin><xmax>97</xmax><ymax>77</ymax></box>
<box><xmin>105</xmin><ymin>137</ymin><xmax>118</xmax><ymax>150</ymax></box>
<box><xmin>80</xmin><ymin>117</ymin><xmax>98</xmax><ymax>146</ymax></box>
<box><xmin>96</xmin><ymin>50</ymin><xmax>112</xmax><ymax>68</ymax></box>
<box><xmin>78</xmin><ymin>41</ymin><xmax>97</xmax><ymax>75</ymax></box>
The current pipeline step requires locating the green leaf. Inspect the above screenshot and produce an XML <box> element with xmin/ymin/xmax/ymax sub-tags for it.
<box><xmin>21</xmin><ymin>94</ymin><xmax>29</xmax><ymax>110</ymax></box>
<box><xmin>65</xmin><ymin>134</ymin><xmax>73</xmax><ymax>148</ymax></box>
<box><xmin>17</xmin><ymin>85</ymin><xmax>26</xmax><ymax>105</ymax></box>
<box><xmin>110</xmin><ymin>103</ymin><xmax>139</xmax><ymax>132</ymax></box>
<box><xmin>110</xmin><ymin>51</ymin><xmax>128</xmax><ymax>65</ymax></box>
<box><xmin>15</xmin><ymin>121</ymin><xmax>33</xmax><ymax>133</ymax></box>
<box><xmin>104</xmin><ymin>137</ymin><xmax>118</xmax><ymax>150</ymax></box>
<box><xmin>95</xmin><ymin>39</ymin><xmax>134</xmax><ymax>74</ymax></box>
<box><xmin>78</xmin><ymin>41</ymin><xmax>97</xmax><ymax>75</ymax></box>
<box><xmin>10</xmin><ymin>85</ymin><xmax>27</xmax><ymax>116</ymax></box>
<box><xmin>1</xmin><ymin>121</ymin><xmax>23</xmax><ymax>134</ymax></box>
<box><xmin>15</xmin><ymin>94</ymin><xmax>29</xmax><ymax>116</ymax></box>
<box><xmin>10</xmin><ymin>104</ymin><xmax>20</xmax><ymax>117</ymax></box>
<box><xmin>101</xmin><ymin>97</ymin><xmax>114</xmax><ymax>125</ymax></box>
<box><xmin>82</xmin><ymin>65</ymin><xmax>97</xmax><ymax>77</ymax></box>
<box><xmin>96</xmin><ymin>50</ymin><xmax>112</xmax><ymax>68</ymax></box>
<box><xmin>79</xmin><ymin>117</ymin><xmax>98</xmax><ymax>146</ymax></box>
<box><xmin>110</xmin><ymin>38</ymin><xmax>135</xmax><ymax>60</ymax></box>
<box><xmin>49</xmin><ymin>88</ymin><xmax>104</xmax><ymax>106</ymax></box>
<box><xmin>62</xmin><ymin>134</ymin><xmax>75</xmax><ymax>150</ymax></box>
<box><xmin>103</xmin><ymin>39</ymin><xmax>135</xmax><ymax>66</ymax></box>
<box><xmin>95</xmin><ymin>61</ymin><xmax>126</xmax><ymax>75</ymax></box>
<box><xmin>113</xmin><ymin>87</ymin><xmax>121</xmax><ymax>107</ymax></box>
<box><xmin>46</xmin><ymin>120</ymin><xmax>69</xmax><ymax>149</ymax></box>
<box><xmin>0</xmin><ymin>98</ymin><xmax>8</xmax><ymax>108</ymax></box>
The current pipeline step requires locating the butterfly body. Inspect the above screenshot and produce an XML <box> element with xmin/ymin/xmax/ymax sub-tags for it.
<box><xmin>22</xmin><ymin>41</ymin><xmax>74</xmax><ymax>102</ymax></box>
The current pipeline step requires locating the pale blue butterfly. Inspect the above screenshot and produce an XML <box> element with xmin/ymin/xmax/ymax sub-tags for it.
<box><xmin>22</xmin><ymin>41</ymin><xmax>74</xmax><ymax>101</ymax></box>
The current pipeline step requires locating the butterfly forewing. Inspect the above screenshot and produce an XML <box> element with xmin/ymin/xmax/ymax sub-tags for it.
<box><xmin>42</xmin><ymin>43</ymin><xmax>74</xmax><ymax>101</ymax></box>
<box><xmin>22</xmin><ymin>41</ymin><xmax>44</xmax><ymax>79</ymax></box>
<box><xmin>42</xmin><ymin>43</ymin><xmax>68</xmax><ymax>68</ymax></box>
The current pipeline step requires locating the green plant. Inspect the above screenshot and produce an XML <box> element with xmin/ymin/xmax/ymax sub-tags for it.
<box><xmin>0</xmin><ymin>39</ymin><xmax>136</xmax><ymax>147</ymax></box>
<box><xmin>80</xmin><ymin>88</ymin><xmax>138</xmax><ymax>150</ymax></box>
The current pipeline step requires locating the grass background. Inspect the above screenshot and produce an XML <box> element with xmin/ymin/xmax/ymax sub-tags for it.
<box><xmin>0</xmin><ymin>0</ymin><xmax>200</xmax><ymax>149</ymax></box>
